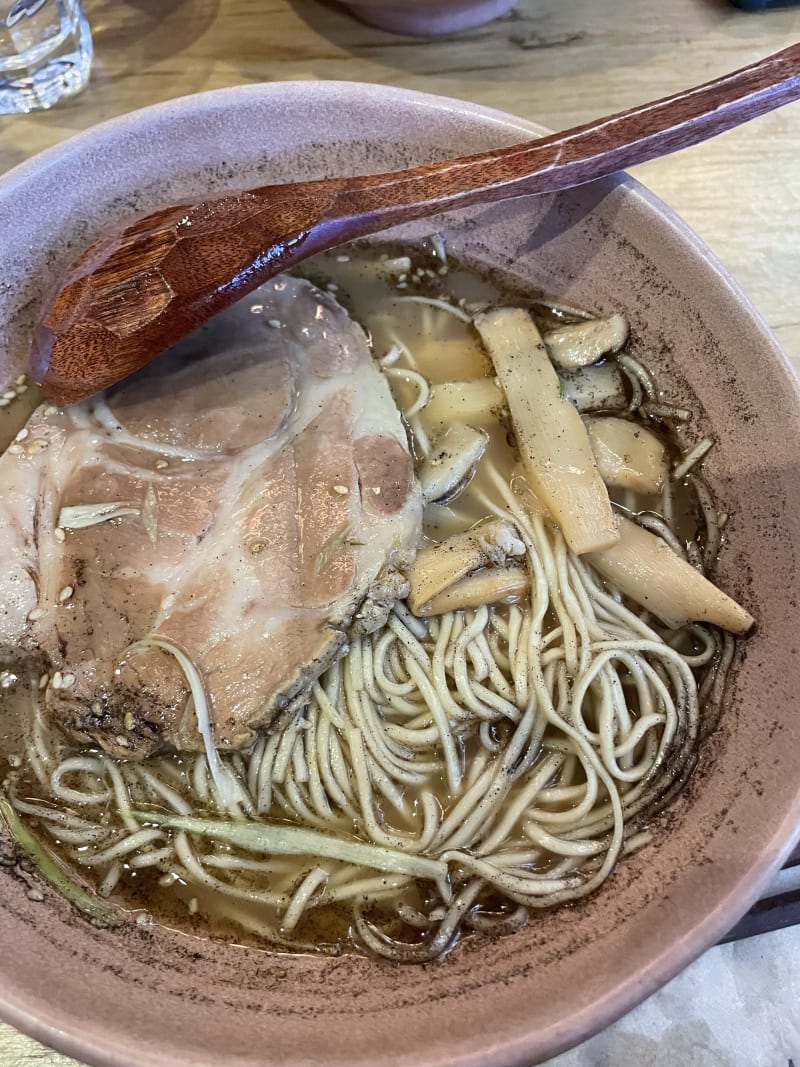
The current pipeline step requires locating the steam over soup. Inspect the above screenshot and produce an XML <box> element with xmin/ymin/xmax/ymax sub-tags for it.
<box><xmin>0</xmin><ymin>239</ymin><xmax>752</xmax><ymax>961</ymax></box>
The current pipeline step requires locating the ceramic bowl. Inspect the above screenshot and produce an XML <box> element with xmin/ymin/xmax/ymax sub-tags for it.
<box><xmin>1</xmin><ymin>82</ymin><xmax>800</xmax><ymax>1067</ymax></box>
<box><xmin>334</xmin><ymin>0</ymin><xmax>516</xmax><ymax>35</ymax></box>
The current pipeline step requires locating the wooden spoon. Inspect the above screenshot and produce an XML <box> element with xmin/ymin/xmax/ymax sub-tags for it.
<box><xmin>33</xmin><ymin>44</ymin><xmax>800</xmax><ymax>405</ymax></box>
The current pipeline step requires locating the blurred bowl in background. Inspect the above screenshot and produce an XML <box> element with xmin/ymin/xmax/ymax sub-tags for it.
<box><xmin>336</xmin><ymin>0</ymin><xmax>517</xmax><ymax>35</ymax></box>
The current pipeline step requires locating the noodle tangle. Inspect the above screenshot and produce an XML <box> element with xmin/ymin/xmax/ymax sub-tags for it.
<box><xmin>16</xmin><ymin>461</ymin><xmax>727</xmax><ymax>960</ymax></box>
<box><xmin>4</xmin><ymin>248</ymin><xmax>742</xmax><ymax>962</ymax></box>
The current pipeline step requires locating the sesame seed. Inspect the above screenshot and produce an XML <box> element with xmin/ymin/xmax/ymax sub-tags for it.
<box><xmin>0</xmin><ymin>399</ymin><xmax>10</xmax><ymax>408</ymax></box>
<box><xmin>61</xmin><ymin>673</ymin><xmax>76</xmax><ymax>689</ymax></box>
<box><xmin>26</xmin><ymin>888</ymin><xmax>44</xmax><ymax>903</ymax></box>
<box><xmin>38</xmin><ymin>673</ymin><xmax>49</xmax><ymax>689</ymax></box>
<box><xmin>326</xmin><ymin>282</ymin><xmax>338</xmax><ymax>292</ymax></box>
<box><xmin>396</xmin><ymin>282</ymin><xmax>408</xmax><ymax>290</ymax></box>
<box><xmin>51</xmin><ymin>670</ymin><xmax>63</xmax><ymax>690</ymax></box>
<box><xmin>115</xmin><ymin>735</ymin><xmax>129</xmax><ymax>747</ymax></box>
<box><xmin>7</xmin><ymin>444</ymin><xmax>23</xmax><ymax>455</ymax></box>
<box><xmin>27</xmin><ymin>608</ymin><xmax>45</xmax><ymax>622</ymax></box>
<box><xmin>26</xmin><ymin>440</ymin><xmax>47</xmax><ymax>455</ymax></box>
<box><xmin>43</xmin><ymin>406</ymin><xmax>57</xmax><ymax>416</ymax></box>
<box><xmin>155</xmin><ymin>459</ymin><xmax>169</xmax><ymax>470</ymax></box>
<box><xmin>15</xmin><ymin>374</ymin><xmax>27</xmax><ymax>386</ymax></box>
<box><xmin>54</xmin><ymin>527</ymin><xmax>66</xmax><ymax>543</ymax></box>
<box><xmin>249</xmin><ymin>304</ymin><xmax>264</xmax><ymax>314</ymax></box>
<box><xmin>372</xmin><ymin>486</ymin><xmax>382</xmax><ymax>495</ymax></box>
<box><xmin>91</xmin><ymin>701</ymin><xmax>103</xmax><ymax>715</ymax></box>
<box><xmin>58</xmin><ymin>585</ymin><xmax>74</xmax><ymax>603</ymax></box>
<box><xmin>332</xmin><ymin>484</ymin><xmax>349</xmax><ymax>495</ymax></box>
<box><xmin>15</xmin><ymin>428</ymin><xmax>28</xmax><ymax>442</ymax></box>
<box><xmin>438</xmin><ymin>265</ymin><xmax>449</xmax><ymax>276</ymax></box>
<box><xmin>8</xmin><ymin>754</ymin><xmax>21</xmax><ymax>768</ymax></box>
<box><xmin>188</xmin><ymin>897</ymin><xmax>199</xmax><ymax>914</ymax></box>
<box><xmin>16</xmin><ymin>384</ymin><xmax>28</xmax><ymax>394</ymax></box>
<box><xmin>397</xmin><ymin>274</ymin><xmax>407</xmax><ymax>283</ymax></box>
<box><xmin>124</xmin><ymin>712</ymin><xmax>135</xmax><ymax>731</ymax></box>
<box><xmin>267</xmin><ymin>319</ymin><xmax>282</xmax><ymax>328</ymax></box>
<box><xmin>336</xmin><ymin>254</ymin><xmax>350</xmax><ymax>262</ymax></box>
<box><xmin>2</xmin><ymin>391</ymin><xmax>16</xmax><ymax>401</ymax></box>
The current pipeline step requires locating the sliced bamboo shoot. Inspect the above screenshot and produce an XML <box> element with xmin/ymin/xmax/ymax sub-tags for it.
<box><xmin>587</xmin><ymin>515</ymin><xmax>754</xmax><ymax>633</ymax></box>
<box><xmin>421</xmin><ymin>378</ymin><xmax>505</xmax><ymax>430</ymax></box>
<box><xmin>419</xmin><ymin>422</ymin><xmax>488</xmax><ymax>503</ymax></box>
<box><xmin>420</xmin><ymin>564</ymin><xmax>530</xmax><ymax>616</ymax></box>
<box><xmin>406</xmin><ymin>519</ymin><xmax>525</xmax><ymax>616</ymax></box>
<box><xmin>543</xmin><ymin>313</ymin><xmax>628</xmax><ymax>369</ymax></box>
<box><xmin>585</xmin><ymin>416</ymin><xmax>668</xmax><ymax>494</ymax></box>
<box><xmin>475</xmin><ymin>308</ymin><xmax>618</xmax><ymax>555</ymax></box>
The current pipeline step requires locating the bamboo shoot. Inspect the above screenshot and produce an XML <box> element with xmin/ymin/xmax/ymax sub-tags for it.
<box><xmin>475</xmin><ymin>308</ymin><xmax>618</xmax><ymax>555</ymax></box>
<box><xmin>585</xmin><ymin>416</ymin><xmax>668</xmax><ymax>494</ymax></box>
<box><xmin>421</xmin><ymin>378</ymin><xmax>505</xmax><ymax>430</ymax></box>
<box><xmin>420</xmin><ymin>564</ymin><xmax>530</xmax><ymax>616</ymax></box>
<box><xmin>587</xmin><ymin>515</ymin><xmax>753</xmax><ymax>634</ymax></box>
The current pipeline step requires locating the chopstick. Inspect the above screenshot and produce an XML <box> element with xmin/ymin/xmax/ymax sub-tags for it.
<box><xmin>720</xmin><ymin>842</ymin><xmax>800</xmax><ymax>943</ymax></box>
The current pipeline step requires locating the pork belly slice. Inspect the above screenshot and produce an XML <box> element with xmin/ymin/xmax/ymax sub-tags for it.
<box><xmin>0</xmin><ymin>276</ymin><xmax>422</xmax><ymax>757</ymax></box>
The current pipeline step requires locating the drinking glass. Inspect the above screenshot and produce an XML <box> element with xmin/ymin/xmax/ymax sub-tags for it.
<box><xmin>0</xmin><ymin>0</ymin><xmax>92</xmax><ymax>114</ymax></box>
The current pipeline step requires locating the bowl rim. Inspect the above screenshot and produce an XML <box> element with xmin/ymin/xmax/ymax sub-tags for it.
<box><xmin>2</xmin><ymin>79</ymin><xmax>800</xmax><ymax>1067</ymax></box>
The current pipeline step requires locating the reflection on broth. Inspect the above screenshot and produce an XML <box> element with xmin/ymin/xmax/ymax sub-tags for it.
<box><xmin>0</xmin><ymin>238</ymin><xmax>752</xmax><ymax>961</ymax></box>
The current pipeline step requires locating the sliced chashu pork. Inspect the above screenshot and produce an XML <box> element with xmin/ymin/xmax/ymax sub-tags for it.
<box><xmin>0</xmin><ymin>275</ymin><xmax>422</xmax><ymax>758</ymax></box>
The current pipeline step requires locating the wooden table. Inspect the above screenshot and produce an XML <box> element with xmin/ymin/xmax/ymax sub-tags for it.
<box><xmin>1</xmin><ymin>1</ymin><xmax>798</xmax><ymax>1063</ymax></box>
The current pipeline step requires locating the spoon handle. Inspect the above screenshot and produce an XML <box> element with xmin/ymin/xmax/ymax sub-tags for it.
<box><xmin>302</xmin><ymin>43</ymin><xmax>800</xmax><ymax>230</ymax></box>
<box><xmin>35</xmin><ymin>44</ymin><xmax>800</xmax><ymax>404</ymax></box>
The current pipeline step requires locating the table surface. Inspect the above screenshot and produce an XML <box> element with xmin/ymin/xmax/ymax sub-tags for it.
<box><xmin>1</xmin><ymin>1</ymin><xmax>799</xmax><ymax>1064</ymax></box>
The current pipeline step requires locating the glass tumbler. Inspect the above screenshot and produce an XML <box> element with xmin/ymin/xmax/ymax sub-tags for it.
<box><xmin>0</xmin><ymin>0</ymin><xmax>92</xmax><ymax>114</ymax></box>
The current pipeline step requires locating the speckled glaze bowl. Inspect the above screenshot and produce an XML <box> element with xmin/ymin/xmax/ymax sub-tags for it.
<box><xmin>1</xmin><ymin>82</ymin><xmax>800</xmax><ymax>1067</ymax></box>
<box><xmin>335</xmin><ymin>0</ymin><xmax>516</xmax><ymax>35</ymax></box>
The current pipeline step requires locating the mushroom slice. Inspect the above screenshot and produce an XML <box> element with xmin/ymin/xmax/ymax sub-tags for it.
<box><xmin>543</xmin><ymin>313</ymin><xmax>628</xmax><ymax>369</ymax></box>
<box><xmin>419</xmin><ymin>422</ymin><xmax>488</xmax><ymax>504</ymax></box>
<box><xmin>406</xmin><ymin>519</ymin><xmax>525</xmax><ymax>616</ymax></box>
<box><xmin>559</xmin><ymin>362</ymin><xmax>627</xmax><ymax>414</ymax></box>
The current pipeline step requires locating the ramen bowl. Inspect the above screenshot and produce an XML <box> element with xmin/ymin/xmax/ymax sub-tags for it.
<box><xmin>335</xmin><ymin>0</ymin><xmax>517</xmax><ymax>35</ymax></box>
<box><xmin>1</xmin><ymin>82</ymin><xmax>799</xmax><ymax>1067</ymax></box>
